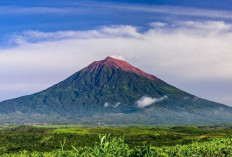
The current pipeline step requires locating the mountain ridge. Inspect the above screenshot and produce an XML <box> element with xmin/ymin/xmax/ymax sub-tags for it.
<box><xmin>0</xmin><ymin>56</ymin><xmax>231</xmax><ymax>125</ymax></box>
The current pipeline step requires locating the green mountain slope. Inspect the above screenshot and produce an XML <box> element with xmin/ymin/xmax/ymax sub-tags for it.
<box><xmin>0</xmin><ymin>57</ymin><xmax>231</xmax><ymax>125</ymax></box>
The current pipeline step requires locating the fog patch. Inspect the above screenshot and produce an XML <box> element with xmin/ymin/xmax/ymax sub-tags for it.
<box><xmin>193</xmin><ymin>97</ymin><xmax>199</xmax><ymax>102</ymax></box>
<box><xmin>104</xmin><ymin>102</ymin><xmax>109</xmax><ymax>107</ymax></box>
<box><xmin>183</xmin><ymin>96</ymin><xmax>190</xmax><ymax>100</ymax></box>
<box><xmin>113</xmin><ymin>102</ymin><xmax>121</xmax><ymax>108</ymax></box>
<box><xmin>136</xmin><ymin>96</ymin><xmax>168</xmax><ymax>108</ymax></box>
<box><xmin>103</xmin><ymin>102</ymin><xmax>120</xmax><ymax>108</ymax></box>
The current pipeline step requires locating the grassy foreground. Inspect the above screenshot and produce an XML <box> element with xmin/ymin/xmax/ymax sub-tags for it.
<box><xmin>0</xmin><ymin>125</ymin><xmax>231</xmax><ymax>156</ymax></box>
<box><xmin>2</xmin><ymin>135</ymin><xmax>232</xmax><ymax>157</ymax></box>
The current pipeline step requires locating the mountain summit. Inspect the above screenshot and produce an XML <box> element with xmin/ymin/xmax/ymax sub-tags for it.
<box><xmin>84</xmin><ymin>57</ymin><xmax>157</xmax><ymax>80</ymax></box>
<box><xmin>0</xmin><ymin>56</ymin><xmax>231</xmax><ymax>125</ymax></box>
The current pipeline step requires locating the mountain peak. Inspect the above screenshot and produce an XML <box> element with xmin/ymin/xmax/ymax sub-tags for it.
<box><xmin>0</xmin><ymin>55</ymin><xmax>229</xmax><ymax>125</ymax></box>
<box><xmin>104</xmin><ymin>56</ymin><xmax>120</xmax><ymax>61</ymax></box>
<box><xmin>84</xmin><ymin>56</ymin><xmax>157</xmax><ymax>80</ymax></box>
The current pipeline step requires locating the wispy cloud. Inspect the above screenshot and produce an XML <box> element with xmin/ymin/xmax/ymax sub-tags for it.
<box><xmin>0</xmin><ymin>6</ymin><xmax>71</xmax><ymax>15</ymax></box>
<box><xmin>1</xmin><ymin>2</ymin><xmax>232</xmax><ymax>20</ymax></box>
<box><xmin>11</xmin><ymin>25</ymin><xmax>140</xmax><ymax>44</ymax></box>
<box><xmin>150</xmin><ymin>22</ymin><xmax>167</xmax><ymax>28</ymax></box>
<box><xmin>113</xmin><ymin>4</ymin><xmax>232</xmax><ymax>19</ymax></box>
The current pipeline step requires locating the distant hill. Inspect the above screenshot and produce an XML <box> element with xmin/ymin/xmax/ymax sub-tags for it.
<box><xmin>0</xmin><ymin>56</ymin><xmax>231</xmax><ymax>125</ymax></box>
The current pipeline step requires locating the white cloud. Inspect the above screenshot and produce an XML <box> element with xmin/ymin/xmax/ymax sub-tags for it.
<box><xmin>110</xmin><ymin>55</ymin><xmax>125</xmax><ymax>60</ymax></box>
<box><xmin>150</xmin><ymin>22</ymin><xmax>167</xmax><ymax>27</ymax></box>
<box><xmin>136</xmin><ymin>96</ymin><xmax>168</xmax><ymax>108</ymax></box>
<box><xmin>176</xmin><ymin>21</ymin><xmax>232</xmax><ymax>32</ymax></box>
<box><xmin>1</xmin><ymin>21</ymin><xmax>232</xmax><ymax>106</ymax></box>
<box><xmin>11</xmin><ymin>25</ymin><xmax>140</xmax><ymax>44</ymax></box>
<box><xmin>101</xmin><ymin>25</ymin><xmax>141</xmax><ymax>38</ymax></box>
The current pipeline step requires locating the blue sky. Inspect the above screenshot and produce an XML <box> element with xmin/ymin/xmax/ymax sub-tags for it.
<box><xmin>1</xmin><ymin>0</ymin><xmax>232</xmax><ymax>36</ymax></box>
<box><xmin>0</xmin><ymin>0</ymin><xmax>232</xmax><ymax>106</ymax></box>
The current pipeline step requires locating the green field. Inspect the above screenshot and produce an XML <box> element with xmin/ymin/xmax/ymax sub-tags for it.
<box><xmin>0</xmin><ymin>125</ymin><xmax>232</xmax><ymax>156</ymax></box>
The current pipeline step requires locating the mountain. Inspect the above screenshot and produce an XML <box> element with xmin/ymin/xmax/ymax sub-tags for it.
<box><xmin>0</xmin><ymin>56</ymin><xmax>231</xmax><ymax>125</ymax></box>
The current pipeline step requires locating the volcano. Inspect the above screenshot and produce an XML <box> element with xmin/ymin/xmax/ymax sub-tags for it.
<box><xmin>0</xmin><ymin>56</ymin><xmax>231</xmax><ymax>125</ymax></box>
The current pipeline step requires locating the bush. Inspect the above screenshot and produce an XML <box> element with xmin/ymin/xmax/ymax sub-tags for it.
<box><xmin>2</xmin><ymin>136</ymin><xmax>232</xmax><ymax>157</ymax></box>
